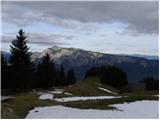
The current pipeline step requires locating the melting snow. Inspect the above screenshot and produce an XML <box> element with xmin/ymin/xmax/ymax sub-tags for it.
<box><xmin>37</xmin><ymin>89</ymin><xmax>64</xmax><ymax>95</ymax></box>
<box><xmin>64</xmin><ymin>92</ymin><xmax>72</xmax><ymax>95</ymax></box>
<box><xmin>50</xmin><ymin>89</ymin><xmax>63</xmax><ymax>94</ymax></box>
<box><xmin>153</xmin><ymin>95</ymin><xmax>159</xmax><ymax>97</ymax></box>
<box><xmin>1</xmin><ymin>96</ymin><xmax>13</xmax><ymax>101</ymax></box>
<box><xmin>54</xmin><ymin>96</ymin><xmax>121</xmax><ymax>102</ymax></box>
<box><xmin>54</xmin><ymin>49</ymin><xmax>74</xmax><ymax>58</ymax></box>
<box><xmin>98</xmin><ymin>87</ymin><xmax>118</xmax><ymax>95</ymax></box>
<box><xmin>25</xmin><ymin>100</ymin><xmax>158</xmax><ymax>119</ymax></box>
<box><xmin>54</xmin><ymin>89</ymin><xmax>63</xmax><ymax>92</ymax></box>
<box><xmin>50</xmin><ymin>91</ymin><xmax>63</xmax><ymax>94</ymax></box>
<box><xmin>91</xmin><ymin>52</ymin><xmax>103</xmax><ymax>58</ymax></box>
<box><xmin>39</xmin><ymin>94</ymin><xmax>53</xmax><ymax>100</ymax></box>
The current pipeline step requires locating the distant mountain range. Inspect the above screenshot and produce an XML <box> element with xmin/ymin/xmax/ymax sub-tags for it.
<box><xmin>1</xmin><ymin>46</ymin><xmax>159</xmax><ymax>84</ymax></box>
<box><xmin>124</xmin><ymin>54</ymin><xmax>159</xmax><ymax>60</ymax></box>
<box><xmin>1</xmin><ymin>51</ymin><xmax>10</xmax><ymax>61</ymax></box>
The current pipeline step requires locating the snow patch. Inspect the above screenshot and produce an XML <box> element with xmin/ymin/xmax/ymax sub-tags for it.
<box><xmin>50</xmin><ymin>89</ymin><xmax>64</xmax><ymax>94</ymax></box>
<box><xmin>153</xmin><ymin>95</ymin><xmax>159</xmax><ymax>97</ymax></box>
<box><xmin>39</xmin><ymin>94</ymin><xmax>53</xmax><ymax>100</ymax></box>
<box><xmin>64</xmin><ymin>92</ymin><xmax>72</xmax><ymax>95</ymax></box>
<box><xmin>50</xmin><ymin>91</ymin><xmax>63</xmax><ymax>94</ymax></box>
<box><xmin>54</xmin><ymin>89</ymin><xmax>63</xmax><ymax>92</ymax></box>
<box><xmin>37</xmin><ymin>89</ymin><xmax>64</xmax><ymax>95</ymax></box>
<box><xmin>54</xmin><ymin>49</ymin><xmax>74</xmax><ymax>58</ymax></box>
<box><xmin>98</xmin><ymin>87</ymin><xmax>118</xmax><ymax>95</ymax></box>
<box><xmin>1</xmin><ymin>96</ymin><xmax>13</xmax><ymax>101</ymax></box>
<box><xmin>91</xmin><ymin>52</ymin><xmax>103</xmax><ymax>58</ymax></box>
<box><xmin>54</xmin><ymin>96</ymin><xmax>121</xmax><ymax>102</ymax></box>
<box><xmin>25</xmin><ymin>100</ymin><xmax>158</xmax><ymax>119</ymax></box>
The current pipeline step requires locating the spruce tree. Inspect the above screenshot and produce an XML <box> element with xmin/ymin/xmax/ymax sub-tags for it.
<box><xmin>36</xmin><ymin>53</ymin><xmax>56</xmax><ymax>88</ymax></box>
<box><xmin>1</xmin><ymin>53</ymin><xmax>7</xmax><ymax>89</ymax></box>
<box><xmin>10</xmin><ymin>29</ymin><xmax>31</xmax><ymax>67</ymax></box>
<box><xmin>9</xmin><ymin>29</ymin><xmax>33</xmax><ymax>89</ymax></box>
<box><xmin>59</xmin><ymin>65</ymin><xmax>66</xmax><ymax>86</ymax></box>
<box><xmin>1</xmin><ymin>53</ymin><xmax>6</xmax><ymax>66</ymax></box>
<box><xmin>142</xmin><ymin>77</ymin><xmax>159</xmax><ymax>91</ymax></box>
<box><xmin>100</xmin><ymin>66</ymin><xmax>128</xmax><ymax>89</ymax></box>
<box><xmin>67</xmin><ymin>69</ymin><xmax>76</xmax><ymax>86</ymax></box>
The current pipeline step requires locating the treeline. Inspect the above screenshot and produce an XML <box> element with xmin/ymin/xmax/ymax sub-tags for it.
<box><xmin>85</xmin><ymin>66</ymin><xmax>128</xmax><ymax>91</ymax></box>
<box><xmin>85</xmin><ymin>66</ymin><xmax>159</xmax><ymax>91</ymax></box>
<box><xmin>1</xmin><ymin>29</ymin><xmax>76</xmax><ymax>90</ymax></box>
<box><xmin>141</xmin><ymin>77</ymin><xmax>159</xmax><ymax>91</ymax></box>
<box><xmin>35</xmin><ymin>53</ymin><xmax>76</xmax><ymax>88</ymax></box>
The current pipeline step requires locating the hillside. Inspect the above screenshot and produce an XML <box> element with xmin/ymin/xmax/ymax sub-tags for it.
<box><xmin>1</xmin><ymin>46</ymin><xmax>159</xmax><ymax>84</ymax></box>
<box><xmin>31</xmin><ymin>46</ymin><xmax>158</xmax><ymax>83</ymax></box>
<box><xmin>64</xmin><ymin>77</ymin><xmax>119</xmax><ymax>96</ymax></box>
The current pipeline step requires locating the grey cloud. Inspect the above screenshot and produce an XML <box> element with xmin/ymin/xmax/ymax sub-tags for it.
<box><xmin>2</xmin><ymin>1</ymin><xmax>158</xmax><ymax>34</ymax></box>
<box><xmin>139</xmin><ymin>49</ymin><xmax>158</xmax><ymax>55</ymax></box>
<box><xmin>1</xmin><ymin>35</ymin><xmax>13</xmax><ymax>43</ymax></box>
<box><xmin>118</xmin><ymin>29</ymin><xmax>147</xmax><ymax>36</ymax></box>
<box><xmin>2</xmin><ymin>32</ymin><xmax>72</xmax><ymax>45</ymax></box>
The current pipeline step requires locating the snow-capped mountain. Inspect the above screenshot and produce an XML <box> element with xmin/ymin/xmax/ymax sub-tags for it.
<box><xmin>31</xmin><ymin>46</ymin><xmax>104</xmax><ymax>65</ymax></box>
<box><xmin>31</xmin><ymin>46</ymin><xmax>159</xmax><ymax>83</ymax></box>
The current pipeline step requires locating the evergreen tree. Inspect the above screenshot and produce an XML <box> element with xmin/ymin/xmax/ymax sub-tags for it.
<box><xmin>1</xmin><ymin>53</ymin><xmax>15</xmax><ymax>89</ymax></box>
<box><xmin>142</xmin><ymin>77</ymin><xmax>159</xmax><ymax>91</ymax></box>
<box><xmin>9</xmin><ymin>29</ymin><xmax>33</xmax><ymax>89</ymax></box>
<box><xmin>85</xmin><ymin>67</ymin><xmax>100</xmax><ymax>78</ymax></box>
<box><xmin>10</xmin><ymin>29</ymin><xmax>31</xmax><ymax>67</ymax></box>
<box><xmin>36</xmin><ymin>53</ymin><xmax>56</xmax><ymax>88</ymax></box>
<box><xmin>59</xmin><ymin>65</ymin><xmax>66</xmax><ymax>86</ymax></box>
<box><xmin>100</xmin><ymin>66</ymin><xmax>128</xmax><ymax>89</ymax></box>
<box><xmin>1</xmin><ymin>53</ymin><xmax>8</xmax><ymax>89</ymax></box>
<box><xmin>1</xmin><ymin>53</ymin><xmax>6</xmax><ymax>66</ymax></box>
<box><xmin>85</xmin><ymin>65</ymin><xmax>128</xmax><ymax>90</ymax></box>
<box><xmin>67</xmin><ymin>69</ymin><xmax>76</xmax><ymax>86</ymax></box>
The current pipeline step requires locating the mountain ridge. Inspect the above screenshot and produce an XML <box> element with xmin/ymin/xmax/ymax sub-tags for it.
<box><xmin>31</xmin><ymin>46</ymin><xmax>159</xmax><ymax>83</ymax></box>
<box><xmin>1</xmin><ymin>46</ymin><xmax>159</xmax><ymax>84</ymax></box>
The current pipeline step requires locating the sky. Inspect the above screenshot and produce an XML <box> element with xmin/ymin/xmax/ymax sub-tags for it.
<box><xmin>1</xmin><ymin>1</ymin><xmax>159</xmax><ymax>56</ymax></box>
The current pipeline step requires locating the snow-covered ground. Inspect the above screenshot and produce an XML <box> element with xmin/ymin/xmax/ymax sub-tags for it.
<box><xmin>51</xmin><ymin>89</ymin><xmax>63</xmax><ymax>94</ymax></box>
<box><xmin>64</xmin><ymin>92</ymin><xmax>72</xmax><ymax>95</ymax></box>
<box><xmin>25</xmin><ymin>100</ymin><xmax>159</xmax><ymax>119</ymax></box>
<box><xmin>38</xmin><ymin>89</ymin><xmax>64</xmax><ymax>95</ymax></box>
<box><xmin>38</xmin><ymin>89</ymin><xmax>73</xmax><ymax>100</ymax></box>
<box><xmin>39</xmin><ymin>94</ymin><xmax>53</xmax><ymax>100</ymax></box>
<box><xmin>54</xmin><ymin>96</ymin><xmax>121</xmax><ymax>102</ymax></box>
<box><xmin>50</xmin><ymin>91</ymin><xmax>63</xmax><ymax>94</ymax></box>
<box><xmin>98</xmin><ymin>87</ymin><xmax>118</xmax><ymax>94</ymax></box>
<box><xmin>1</xmin><ymin>96</ymin><xmax>13</xmax><ymax>101</ymax></box>
<box><xmin>153</xmin><ymin>95</ymin><xmax>159</xmax><ymax>97</ymax></box>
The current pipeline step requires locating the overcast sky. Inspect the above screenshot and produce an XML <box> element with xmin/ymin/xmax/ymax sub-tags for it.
<box><xmin>1</xmin><ymin>1</ymin><xmax>159</xmax><ymax>56</ymax></box>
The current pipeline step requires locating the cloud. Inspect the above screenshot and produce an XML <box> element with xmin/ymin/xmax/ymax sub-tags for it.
<box><xmin>1</xmin><ymin>35</ymin><xmax>13</xmax><ymax>43</ymax></box>
<box><xmin>2</xmin><ymin>1</ymin><xmax>158</xmax><ymax>34</ymax></box>
<box><xmin>1</xmin><ymin>1</ymin><xmax>158</xmax><ymax>56</ymax></box>
<box><xmin>1</xmin><ymin>32</ymin><xmax>72</xmax><ymax>45</ymax></box>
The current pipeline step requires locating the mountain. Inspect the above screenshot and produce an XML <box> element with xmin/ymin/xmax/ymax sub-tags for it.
<box><xmin>31</xmin><ymin>46</ymin><xmax>159</xmax><ymax>84</ymax></box>
<box><xmin>1</xmin><ymin>51</ymin><xmax>10</xmax><ymax>62</ymax></box>
<box><xmin>1</xmin><ymin>47</ymin><xmax>158</xmax><ymax>84</ymax></box>
<box><xmin>130</xmin><ymin>54</ymin><xmax>159</xmax><ymax>60</ymax></box>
